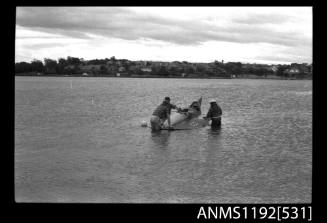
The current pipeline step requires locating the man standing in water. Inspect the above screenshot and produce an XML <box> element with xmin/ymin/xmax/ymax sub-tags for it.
<box><xmin>150</xmin><ymin>97</ymin><xmax>180</xmax><ymax>131</ymax></box>
<box><xmin>205</xmin><ymin>99</ymin><xmax>222</xmax><ymax>129</ymax></box>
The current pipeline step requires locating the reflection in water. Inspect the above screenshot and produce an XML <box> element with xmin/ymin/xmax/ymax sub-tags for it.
<box><xmin>206</xmin><ymin>126</ymin><xmax>222</xmax><ymax>152</ymax></box>
<box><xmin>150</xmin><ymin>130</ymin><xmax>171</xmax><ymax>148</ymax></box>
<box><xmin>209</xmin><ymin>125</ymin><xmax>222</xmax><ymax>136</ymax></box>
<box><xmin>193</xmin><ymin>126</ymin><xmax>223</xmax><ymax>196</ymax></box>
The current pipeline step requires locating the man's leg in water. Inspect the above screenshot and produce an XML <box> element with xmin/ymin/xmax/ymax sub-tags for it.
<box><xmin>150</xmin><ymin>116</ymin><xmax>161</xmax><ymax>131</ymax></box>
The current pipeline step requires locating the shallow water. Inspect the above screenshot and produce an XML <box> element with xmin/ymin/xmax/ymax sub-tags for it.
<box><xmin>15</xmin><ymin>76</ymin><xmax>312</xmax><ymax>203</ymax></box>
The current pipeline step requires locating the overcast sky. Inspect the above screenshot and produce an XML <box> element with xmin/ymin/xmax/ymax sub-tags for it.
<box><xmin>15</xmin><ymin>7</ymin><xmax>312</xmax><ymax>64</ymax></box>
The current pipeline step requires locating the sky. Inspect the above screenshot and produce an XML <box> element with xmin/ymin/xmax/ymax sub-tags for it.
<box><xmin>15</xmin><ymin>7</ymin><xmax>312</xmax><ymax>65</ymax></box>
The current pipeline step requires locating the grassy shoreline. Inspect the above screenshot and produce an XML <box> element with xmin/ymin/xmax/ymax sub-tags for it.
<box><xmin>15</xmin><ymin>73</ymin><xmax>312</xmax><ymax>80</ymax></box>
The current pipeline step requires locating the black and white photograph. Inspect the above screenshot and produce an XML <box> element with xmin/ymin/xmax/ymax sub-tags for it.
<box><xmin>15</xmin><ymin>7</ymin><xmax>312</xmax><ymax>204</ymax></box>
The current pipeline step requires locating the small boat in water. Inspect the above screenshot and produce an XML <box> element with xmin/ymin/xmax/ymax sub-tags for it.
<box><xmin>161</xmin><ymin>97</ymin><xmax>209</xmax><ymax>130</ymax></box>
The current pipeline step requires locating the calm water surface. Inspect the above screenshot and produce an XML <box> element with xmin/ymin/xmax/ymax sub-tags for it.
<box><xmin>15</xmin><ymin>76</ymin><xmax>312</xmax><ymax>203</ymax></box>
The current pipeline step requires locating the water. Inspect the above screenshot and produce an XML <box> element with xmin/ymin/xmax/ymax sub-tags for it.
<box><xmin>15</xmin><ymin>76</ymin><xmax>312</xmax><ymax>203</ymax></box>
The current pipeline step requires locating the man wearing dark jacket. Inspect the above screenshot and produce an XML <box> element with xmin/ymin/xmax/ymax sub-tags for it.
<box><xmin>150</xmin><ymin>97</ymin><xmax>179</xmax><ymax>130</ymax></box>
<box><xmin>205</xmin><ymin>99</ymin><xmax>222</xmax><ymax>129</ymax></box>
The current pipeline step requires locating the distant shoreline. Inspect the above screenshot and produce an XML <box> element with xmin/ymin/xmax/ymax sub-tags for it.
<box><xmin>15</xmin><ymin>73</ymin><xmax>312</xmax><ymax>80</ymax></box>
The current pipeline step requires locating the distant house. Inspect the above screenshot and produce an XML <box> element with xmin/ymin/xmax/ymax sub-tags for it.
<box><xmin>141</xmin><ymin>67</ymin><xmax>152</xmax><ymax>72</ymax></box>
<box><xmin>271</xmin><ymin>66</ymin><xmax>278</xmax><ymax>72</ymax></box>
<box><xmin>118</xmin><ymin>67</ymin><xmax>125</xmax><ymax>72</ymax></box>
<box><xmin>290</xmin><ymin>63</ymin><xmax>310</xmax><ymax>74</ymax></box>
<box><xmin>284</xmin><ymin>68</ymin><xmax>300</xmax><ymax>77</ymax></box>
<box><xmin>82</xmin><ymin>72</ymin><xmax>88</xmax><ymax>76</ymax></box>
<box><xmin>80</xmin><ymin>64</ymin><xmax>101</xmax><ymax>73</ymax></box>
<box><xmin>157</xmin><ymin>61</ymin><xmax>169</xmax><ymax>67</ymax></box>
<box><xmin>286</xmin><ymin>68</ymin><xmax>300</xmax><ymax>74</ymax></box>
<box><xmin>116</xmin><ymin>73</ymin><xmax>120</xmax><ymax>77</ymax></box>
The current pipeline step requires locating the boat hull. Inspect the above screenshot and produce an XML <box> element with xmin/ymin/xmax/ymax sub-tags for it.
<box><xmin>162</xmin><ymin>97</ymin><xmax>207</xmax><ymax>129</ymax></box>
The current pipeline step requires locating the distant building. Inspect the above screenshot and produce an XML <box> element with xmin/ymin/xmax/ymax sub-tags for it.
<box><xmin>271</xmin><ymin>66</ymin><xmax>278</xmax><ymax>72</ymax></box>
<box><xmin>290</xmin><ymin>63</ymin><xmax>310</xmax><ymax>74</ymax></box>
<box><xmin>141</xmin><ymin>67</ymin><xmax>152</xmax><ymax>72</ymax></box>
<box><xmin>156</xmin><ymin>61</ymin><xmax>169</xmax><ymax>66</ymax></box>
<box><xmin>118</xmin><ymin>67</ymin><xmax>126</xmax><ymax>72</ymax></box>
<box><xmin>82</xmin><ymin>72</ymin><xmax>88</xmax><ymax>76</ymax></box>
<box><xmin>287</xmin><ymin>68</ymin><xmax>300</xmax><ymax>74</ymax></box>
<box><xmin>116</xmin><ymin>73</ymin><xmax>120</xmax><ymax>77</ymax></box>
<box><xmin>285</xmin><ymin>68</ymin><xmax>300</xmax><ymax>76</ymax></box>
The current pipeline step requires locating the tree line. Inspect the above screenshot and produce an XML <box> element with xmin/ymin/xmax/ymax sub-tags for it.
<box><xmin>15</xmin><ymin>56</ymin><xmax>312</xmax><ymax>78</ymax></box>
